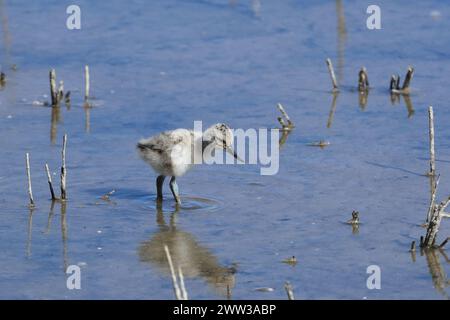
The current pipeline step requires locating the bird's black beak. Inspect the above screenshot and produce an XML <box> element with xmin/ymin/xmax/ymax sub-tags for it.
<box><xmin>226</xmin><ymin>146</ymin><xmax>244</xmax><ymax>163</ymax></box>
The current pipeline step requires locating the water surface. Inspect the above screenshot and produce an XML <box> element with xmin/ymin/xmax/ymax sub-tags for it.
<box><xmin>0</xmin><ymin>0</ymin><xmax>449</xmax><ymax>299</ymax></box>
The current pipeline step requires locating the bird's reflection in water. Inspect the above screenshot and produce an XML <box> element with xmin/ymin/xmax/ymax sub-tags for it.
<box><xmin>411</xmin><ymin>248</ymin><xmax>450</xmax><ymax>299</ymax></box>
<box><xmin>139</xmin><ymin>204</ymin><xmax>236</xmax><ymax>299</ymax></box>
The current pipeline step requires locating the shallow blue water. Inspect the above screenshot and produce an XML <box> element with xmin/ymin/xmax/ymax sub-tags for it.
<box><xmin>0</xmin><ymin>0</ymin><xmax>449</xmax><ymax>299</ymax></box>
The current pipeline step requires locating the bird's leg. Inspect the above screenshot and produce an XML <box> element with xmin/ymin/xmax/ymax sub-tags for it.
<box><xmin>169</xmin><ymin>176</ymin><xmax>181</xmax><ymax>204</ymax></box>
<box><xmin>156</xmin><ymin>175</ymin><xmax>165</xmax><ymax>202</ymax></box>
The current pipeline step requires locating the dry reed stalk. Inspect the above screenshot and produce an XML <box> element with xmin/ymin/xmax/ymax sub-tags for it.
<box><xmin>49</xmin><ymin>69</ymin><xmax>58</xmax><ymax>106</ymax></box>
<box><xmin>358</xmin><ymin>67</ymin><xmax>369</xmax><ymax>92</ymax></box>
<box><xmin>284</xmin><ymin>281</ymin><xmax>294</xmax><ymax>300</ymax></box>
<box><xmin>276</xmin><ymin>103</ymin><xmax>294</xmax><ymax>131</ymax></box>
<box><xmin>428</xmin><ymin>106</ymin><xmax>436</xmax><ymax>176</ymax></box>
<box><xmin>84</xmin><ymin>65</ymin><xmax>90</xmax><ymax>101</ymax></box>
<box><xmin>326</xmin><ymin>58</ymin><xmax>339</xmax><ymax>92</ymax></box>
<box><xmin>60</xmin><ymin>134</ymin><xmax>67</xmax><ymax>200</ymax></box>
<box><xmin>45</xmin><ymin>163</ymin><xmax>56</xmax><ymax>200</ymax></box>
<box><xmin>25</xmin><ymin>153</ymin><xmax>34</xmax><ymax>206</ymax></box>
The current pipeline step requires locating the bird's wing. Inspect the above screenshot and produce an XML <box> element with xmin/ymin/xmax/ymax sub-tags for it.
<box><xmin>137</xmin><ymin>130</ymin><xmax>188</xmax><ymax>154</ymax></box>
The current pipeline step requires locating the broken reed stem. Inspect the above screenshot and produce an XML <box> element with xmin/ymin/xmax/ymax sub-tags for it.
<box><xmin>25</xmin><ymin>153</ymin><xmax>35</xmax><ymax>206</ymax></box>
<box><xmin>164</xmin><ymin>245</ymin><xmax>184</xmax><ymax>300</ymax></box>
<box><xmin>421</xmin><ymin>107</ymin><xmax>449</xmax><ymax>247</ymax></box>
<box><xmin>277</xmin><ymin>116</ymin><xmax>287</xmax><ymax>128</ymax></box>
<box><xmin>423</xmin><ymin>196</ymin><xmax>450</xmax><ymax>247</ymax></box>
<box><xmin>390</xmin><ymin>67</ymin><xmax>413</xmax><ymax>94</ymax></box>
<box><xmin>57</xmin><ymin>80</ymin><xmax>64</xmax><ymax>103</ymax></box>
<box><xmin>440</xmin><ymin>196</ymin><xmax>450</xmax><ymax>215</ymax></box>
<box><xmin>284</xmin><ymin>281</ymin><xmax>294</xmax><ymax>300</ymax></box>
<box><xmin>358</xmin><ymin>67</ymin><xmax>369</xmax><ymax>92</ymax></box>
<box><xmin>426</xmin><ymin>174</ymin><xmax>439</xmax><ymax>223</ymax></box>
<box><xmin>402</xmin><ymin>66</ymin><xmax>414</xmax><ymax>91</ymax></box>
<box><xmin>65</xmin><ymin>91</ymin><xmax>71</xmax><ymax>105</ymax></box>
<box><xmin>0</xmin><ymin>72</ymin><xmax>5</xmax><ymax>85</ymax></box>
<box><xmin>428</xmin><ymin>106</ymin><xmax>436</xmax><ymax>176</ymax></box>
<box><xmin>60</xmin><ymin>134</ymin><xmax>67</xmax><ymax>200</ymax></box>
<box><xmin>326</xmin><ymin>58</ymin><xmax>339</xmax><ymax>91</ymax></box>
<box><xmin>439</xmin><ymin>237</ymin><xmax>449</xmax><ymax>248</ymax></box>
<box><xmin>84</xmin><ymin>65</ymin><xmax>90</xmax><ymax>101</ymax></box>
<box><xmin>389</xmin><ymin>75</ymin><xmax>397</xmax><ymax>91</ymax></box>
<box><xmin>49</xmin><ymin>69</ymin><xmax>57</xmax><ymax>106</ymax></box>
<box><xmin>410</xmin><ymin>241</ymin><xmax>416</xmax><ymax>252</ymax></box>
<box><xmin>276</xmin><ymin>103</ymin><xmax>294</xmax><ymax>128</ymax></box>
<box><xmin>45</xmin><ymin>163</ymin><xmax>56</xmax><ymax>200</ymax></box>
<box><xmin>395</xmin><ymin>75</ymin><xmax>401</xmax><ymax>90</ymax></box>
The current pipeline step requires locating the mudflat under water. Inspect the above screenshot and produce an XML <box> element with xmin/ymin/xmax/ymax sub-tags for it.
<box><xmin>0</xmin><ymin>0</ymin><xmax>449</xmax><ymax>299</ymax></box>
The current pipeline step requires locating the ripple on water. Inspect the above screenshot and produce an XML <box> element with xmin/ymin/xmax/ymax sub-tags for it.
<box><xmin>139</xmin><ymin>195</ymin><xmax>223</xmax><ymax>213</ymax></box>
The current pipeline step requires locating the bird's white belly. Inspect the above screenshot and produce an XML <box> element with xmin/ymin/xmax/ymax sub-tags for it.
<box><xmin>143</xmin><ymin>144</ymin><xmax>193</xmax><ymax>177</ymax></box>
<box><xmin>170</xmin><ymin>144</ymin><xmax>193</xmax><ymax>177</ymax></box>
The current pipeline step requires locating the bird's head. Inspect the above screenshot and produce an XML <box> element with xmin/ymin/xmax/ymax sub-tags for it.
<box><xmin>203</xmin><ymin>123</ymin><xmax>242</xmax><ymax>162</ymax></box>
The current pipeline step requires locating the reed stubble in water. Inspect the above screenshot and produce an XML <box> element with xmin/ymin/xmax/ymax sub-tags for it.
<box><xmin>419</xmin><ymin>107</ymin><xmax>450</xmax><ymax>248</ymax></box>
<box><xmin>284</xmin><ymin>281</ymin><xmax>294</xmax><ymax>300</ymax></box>
<box><xmin>57</xmin><ymin>80</ymin><xmax>64</xmax><ymax>103</ymax></box>
<box><xmin>428</xmin><ymin>106</ymin><xmax>436</xmax><ymax>176</ymax></box>
<box><xmin>402</xmin><ymin>67</ymin><xmax>414</xmax><ymax>92</ymax></box>
<box><xmin>276</xmin><ymin>103</ymin><xmax>294</xmax><ymax>130</ymax></box>
<box><xmin>423</xmin><ymin>195</ymin><xmax>450</xmax><ymax>248</ymax></box>
<box><xmin>49</xmin><ymin>69</ymin><xmax>58</xmax><ymax>106</ymax></box>
<box><xmin>326</xmin><ymin>58</ymin><xmax>339</xmax><ymax>92</ymax></box>
<box><xmin>390</xmin><ymin>66</ymin><xmax>414</xmax><ymax>94</ymax></box>
<box><xmin>64</xmin><ymin>91</ymin><xmax>71</xmax><ymax>106</ymax></box>
<box><xmin>60</xmin><ymin>134</ymin><xmax>67</xmax><ymax>200</ymax></box>
<box><xmin>45</xmin><ymin>163</ymin><xmax>56</xmax><ymax>200</ymax></box>
<box><xmin>358</xmin><ymin>67</ymin><xmax>369</xmax><ymax>92</ymax></box>
<box><xmin>25</xmin><ymin>153</ymin><xmax>34</xmax><ymax>206</ymax></box>
<box><xmin>84</xmin><ymin>65</ymin><xmax>90</xmax><ymax>101</ymax></box>
<box><xmin>0</xmin><ymin>71</ymin><xmax>5</xmax><ymax>86</ymax></box>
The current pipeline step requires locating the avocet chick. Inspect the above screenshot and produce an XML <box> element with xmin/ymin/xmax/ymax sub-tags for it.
<box><xmin>137</xmin><ymin>123</ymin><xmax>240</xmax><ymax>204</ymax></box>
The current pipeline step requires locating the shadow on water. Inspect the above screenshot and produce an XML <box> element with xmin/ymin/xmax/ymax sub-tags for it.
<box><xmin>365</xmin><ymin>161</ymin><xmax>425</xmax><ymax>177</ymax></box>
<box><xmin>138</xmin><ymin>203</ymin><xmax>236</xmax><ymax>299</ymax></box>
